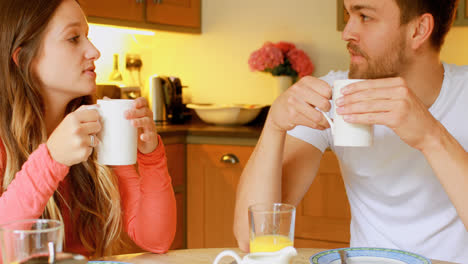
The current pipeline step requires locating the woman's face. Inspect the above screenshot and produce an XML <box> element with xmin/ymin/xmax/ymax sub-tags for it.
<box><xmin>33</xmin><ymin>0</ymin><xmax>100</xmax><ymax>103</ymax></box>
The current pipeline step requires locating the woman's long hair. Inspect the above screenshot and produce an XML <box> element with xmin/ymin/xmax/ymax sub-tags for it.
<box><xmin>0</xmin><ymin>0</ymin><xmax>124</xmax><ymax>257</ymax></box>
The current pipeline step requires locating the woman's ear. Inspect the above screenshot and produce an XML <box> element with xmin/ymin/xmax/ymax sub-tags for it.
<box><xmin>409</xmin><ymin>13</ymin><xmax>434</xmax><ymax>50</ymax></box>
<box><xmin>12</xmin><ymin>47</ymin><xmax>21</xmax><ymax>66</ymax></box>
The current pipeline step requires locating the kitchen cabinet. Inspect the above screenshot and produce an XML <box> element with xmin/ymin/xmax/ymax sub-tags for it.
<box><xmin>187</xmin><ymin>144</ymin><xmax>254</xmax><ymax>248</ymax></box>
<box><xmin>146</xmin><ymin>0</ymin><xmax>201</xmax><ymax>28</ymax></box>
<box><xmin>186</xmin><ymin>143</ymin><xmax>350</xmax><ymax>249</ymax></box>
<box><xmin>336</xmin><ymin>0</ymin><xmax>347</xmax><ymax>31</ymax></box>
<box><xmin>454</xmin><ymin>0</ymin><xmax>468</xmax><ymax>26</ymax></box>
<box><xmin>78</xmin><ymin>0</ymin><xmax>143</xmax><ymax>22</ymax></box>
<box><xmin>295</xmin><ymin>151</ymin><xmax>351</xmax><ymax>249</ymax></box>
<box><xmin>79</xmin><ymin>0</ymin><xmax>201</xmax><ymax>33</ymax></box>
<box><xmin>165</xmin><ymin>143</ymin><xmax>187</xmax><ymax>249</ymax></box>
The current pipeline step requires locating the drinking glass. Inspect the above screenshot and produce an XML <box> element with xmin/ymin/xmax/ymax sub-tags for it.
<box><xmin>0</xmin><ymin>219</ymin><xmax>64</xmax><ymax>264</ymax></box>
<box><xmin>248</xmin><ymin>203</ymin><xmax>296</xmax><ymax>253</ymax></box>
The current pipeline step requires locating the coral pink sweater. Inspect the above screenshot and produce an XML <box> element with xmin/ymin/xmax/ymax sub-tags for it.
<box><xmin>0</xmin><ymin>136</ymin><xmax>176</xmax><ymax>257</ymax></box>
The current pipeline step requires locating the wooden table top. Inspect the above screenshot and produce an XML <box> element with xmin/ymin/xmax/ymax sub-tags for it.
<box><xmin>102</xmin><ymin>248</ymin><xmax>456</xmax><ymax>264</ymax></box>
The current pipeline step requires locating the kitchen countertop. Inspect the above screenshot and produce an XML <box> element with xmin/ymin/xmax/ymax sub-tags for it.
<box><xmin>156</xmin><ymin>123</ymin><xmax>263</xmax><ymax>146</ymax></box>
<box><xmin>156</xmin><ymin>108</ymin><xmax>267</xmax><ymax>146</ymax></box>
<box><xmin>157</xmin><ymin>123</ymin><xmax>263</xmax><ymax>138</ymax></box>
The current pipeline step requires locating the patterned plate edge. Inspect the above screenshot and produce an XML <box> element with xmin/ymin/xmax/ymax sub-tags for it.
<box><xmin>88</xmin><ymin>261</ymin><xmax>132</xmax><ymax>264</ymax></box>
<box><xmin>309</xmin><ymin>247</ymin><xmax>431</xmax><ymax>264</ymax></box>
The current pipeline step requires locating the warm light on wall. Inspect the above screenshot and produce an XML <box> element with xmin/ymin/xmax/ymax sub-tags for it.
<box><xmin>89</xmin><ymin>23</ymin><xmax>156</xmax><ymax>36</ymax></box>
<box><xmin>88</xmin><ymin>24</ymin><xmax>154</xmax><ymax>85</ymax></box>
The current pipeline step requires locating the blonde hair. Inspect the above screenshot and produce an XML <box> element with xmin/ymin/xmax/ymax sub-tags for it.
<box><xmin>0</xmin><ymin>0</ymin><xmax>125</xmax><ymax>257</ymax></box>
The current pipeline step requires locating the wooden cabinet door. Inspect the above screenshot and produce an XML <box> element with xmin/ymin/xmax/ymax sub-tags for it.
<box><xmin>187</xmin><ymin>144</ymin><xmax>254</xmax><ymax>248</ymax></box>
<box><xmin>466</xmin><ymin>0</ymin><xmax>468</xmax><ymax>19</ymax></box>
<box><xmin>79</xmin><ymin>0</ymin><xmax>144</xmax><ymax>22</ymax></box>
<box><xmin>165</xmin><ymin>143</ymin><xmax>187</xmax><ymax>249</ymax></box>
<box><xmin>146</xmin><ymin>0</ymin><xmax>201</xmax><ymax>28</ymax></box>
<box><xmin>295</xmin><ymin>151</ymin><xmax>351</xmax><ymax>249</ymax></box>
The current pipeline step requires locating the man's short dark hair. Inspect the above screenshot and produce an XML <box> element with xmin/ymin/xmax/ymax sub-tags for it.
<box><xmin>394</xmin><ymin>0</ymin><xmax>459</xmax><ymax>51</ymax></box>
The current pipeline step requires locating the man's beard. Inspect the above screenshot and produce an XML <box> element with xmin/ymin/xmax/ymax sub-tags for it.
<box><xmin>348</xmin><ymin>35</ymin><xmax>407</xmax><ymax>79</ymax></box>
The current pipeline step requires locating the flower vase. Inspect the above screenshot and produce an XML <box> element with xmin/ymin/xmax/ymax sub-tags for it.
<box><xmin>275</xmin><ymin>75</ymin><xmax>293</xmax><ymax>98</ymax></box>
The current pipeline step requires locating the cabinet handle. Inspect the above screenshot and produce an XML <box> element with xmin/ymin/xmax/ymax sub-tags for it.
<box><xmin>136</xmin><ymin>0</ymin><xmax>144</xmax><ymax>3</ymax></box>
<box><xmin>220</xmin><ymin>154</ymin><xmax>240</xmax><ymax>164</ymax></box>
<box><xmin>153</xmin><ymin>0</ymin><xmax>162</xmax><ymax>4</ymax></box>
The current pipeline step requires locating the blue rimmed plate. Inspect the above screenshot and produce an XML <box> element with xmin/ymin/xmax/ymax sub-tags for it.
<box><xmin>310</xmin><ymin>247</ymin><xmax>431</xmax><ymax>264</ymax></box>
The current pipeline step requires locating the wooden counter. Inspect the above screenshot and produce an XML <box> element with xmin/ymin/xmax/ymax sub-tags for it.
<box><xmin>103</xmin><ymin>248</ymin><xmax>456</xmax><ymax>264</ymax></box>
<box><xmin>157</xmin><ymin>123</ymin><xmax>262</xmax><ymax>146</ymax></box>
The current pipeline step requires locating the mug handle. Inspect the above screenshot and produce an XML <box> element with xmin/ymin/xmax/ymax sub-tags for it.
<box><xmin>213</xmin><ymin>250</ymin><xmax>243</xmax><ymax>264</ymax></box>
<box><xmin>316</xmin><ymin>108</ymin><xmax>334</xmax><ymax>135</ymax></box>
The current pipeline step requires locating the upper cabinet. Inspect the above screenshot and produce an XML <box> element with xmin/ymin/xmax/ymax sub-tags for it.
<box><xmin>79</xmin><ymin>0</ymin><xmax>144</xmax><ymax>22</ymax></box>
<box><xmin>79</xmin><ymin>0</ymin><xmax>201</xmax><ymax>33</ymax></box>
<box><xmin>454</xmin><ymin>0</ymin><xmax>468</xmax><ymax>26</ymax></box>
<box><xmin>147</xmin><ymin>0</ymin><xmax>201</xmax><ymax>28</ymax></box>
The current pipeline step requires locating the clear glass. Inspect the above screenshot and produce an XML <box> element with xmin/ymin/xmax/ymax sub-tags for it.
<box><xmin>248</xmin><ymin>203</ymin><xmax>296</xmax><ymax>253</ymax></box>
<box><xmin>0</xmin><ymin>219</ymin><xmax>64</xmax><ymax>264</ymax></box>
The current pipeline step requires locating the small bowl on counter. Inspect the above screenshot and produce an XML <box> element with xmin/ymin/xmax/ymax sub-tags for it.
<box><xmin>187</xmin><ymin>104</ymin><xmax>267</xmax><ymax>126</ymax></box>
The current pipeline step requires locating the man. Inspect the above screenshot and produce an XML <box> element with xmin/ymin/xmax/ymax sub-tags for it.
<box><xmin>234</xmin><ymin>0</ymin><xmax>468</xmax><ymax>262</ymax></box>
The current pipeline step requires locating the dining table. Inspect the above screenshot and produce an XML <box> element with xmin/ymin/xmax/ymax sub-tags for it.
<box><xmin>100</xmin><ymin>248</ymin><xmax>457</xmax><ymax>264</ymax></box>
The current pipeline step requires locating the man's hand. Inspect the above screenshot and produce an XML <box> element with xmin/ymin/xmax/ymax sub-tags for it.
<box><xmin>335</xmin><ymin>77</ymin><xmax>440</xmax><ymax>151</ymax></box>
<box><xmin>266</xmin><ymin>76</ymin><xmax>333</xmax><ymax>132</ymax></box>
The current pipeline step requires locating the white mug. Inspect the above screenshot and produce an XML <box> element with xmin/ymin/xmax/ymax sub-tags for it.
<box><xmin>95</xmin><ymin>99</ymin><xmax>137</xmax><ymax>165</ymax></box>
<box><xmin>320</xmin><ymin>79</ymin><xmax>373</xmax><ymax>147</ymax></box>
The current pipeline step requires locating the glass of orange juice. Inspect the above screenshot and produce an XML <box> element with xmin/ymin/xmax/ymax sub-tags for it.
<box><xmin>0</xmin><ymin>219</ymin><xmax>64</xmax><ymax>264</ymax></box>
<box><xmin>248</xmin><ymin>203</ymin><xmax>296</xmax><ymax>253</ymax></box>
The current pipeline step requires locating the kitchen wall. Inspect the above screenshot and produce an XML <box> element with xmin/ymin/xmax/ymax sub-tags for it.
<box><xmin>89</xmin><ymin>0</ymin><xmax>468</xmax><ymax>106</ymax></box>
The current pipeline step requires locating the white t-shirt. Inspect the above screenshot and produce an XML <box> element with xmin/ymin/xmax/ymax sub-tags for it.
<box><xmin>288</xmin><ymin>63</ymin><xmax>468</xmax><ymax>263</ymax></box>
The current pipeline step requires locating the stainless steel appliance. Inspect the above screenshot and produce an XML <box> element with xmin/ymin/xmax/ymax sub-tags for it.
<box><xmin>149</xmin><ymin>75</ymin><xmax>167</xmax><ymax>123</ymax></box>
<box><xmin>149</xmin><ymin>75</ymin><xmax>190</xmax><ymax>124</ymax></box>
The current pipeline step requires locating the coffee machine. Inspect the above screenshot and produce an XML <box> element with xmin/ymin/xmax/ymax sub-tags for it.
<box><xmin>149</xmin><ymin>75</ymin><xmax>190</xmax><ymax>124</ymax></box>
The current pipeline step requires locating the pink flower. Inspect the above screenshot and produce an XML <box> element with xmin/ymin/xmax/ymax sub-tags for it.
<box><xmin>287</xmin><ymin>48</ymin><xmax>315</xmax><ymax>77</ymax></box>
<box><xmin>248</xmin><ymin>41</ymin><xmax>314</xmax><ymax>79</ymax></box>
<box><xmin>248</xmin><ymin>42</ymin><xmax>284</xmax><ymax>72</ymax></box>
<box><xmin>275</xmin><ymin>42</ymin><xmax>296</xmax><ymax>54</ymax></box>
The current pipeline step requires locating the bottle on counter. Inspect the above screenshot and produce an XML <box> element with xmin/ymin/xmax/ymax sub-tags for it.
<box><xmin>109</xmin><ymin>53</ymin><xmax>123</xmax><ymax>82</ymax></box>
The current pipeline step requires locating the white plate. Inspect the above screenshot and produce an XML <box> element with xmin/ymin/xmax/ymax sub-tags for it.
<box><xmin>310</xmin><ymin>247</ymin><xmax>431</xmax><ymax>264</ymax></box>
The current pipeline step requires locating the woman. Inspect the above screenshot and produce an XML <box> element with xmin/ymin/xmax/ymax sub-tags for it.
<box><xmin>0</xmin><ymin>0</ymin><xmax>176</xmax><ymax>258</ymax></box>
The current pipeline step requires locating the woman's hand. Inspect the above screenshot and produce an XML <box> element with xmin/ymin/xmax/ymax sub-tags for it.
<box><xmin>124</xmin><ymin>97</ymin><xmax>159</xmax><ymax>154</ymax></box>
<box><xmin>47</xmin><ymin>106</ymin><xmax>101</xmax><ymax>166</ymax></box>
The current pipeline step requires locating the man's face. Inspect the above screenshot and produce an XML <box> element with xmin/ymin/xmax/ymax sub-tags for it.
<box><xmin>343</xmin><ymin>0</ymin><xmax>409</xmax><ymax>79</ymax></box>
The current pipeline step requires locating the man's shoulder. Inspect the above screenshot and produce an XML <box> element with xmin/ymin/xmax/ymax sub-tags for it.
<box><xmin>319</xmin><ymin>70</ymin><xmax>349</xmax><ymax>86</ymax></box>
<box><xmin>444</xmin><ymin>62</ymin><xmax>468</xmax><ymax>80</ymax></box>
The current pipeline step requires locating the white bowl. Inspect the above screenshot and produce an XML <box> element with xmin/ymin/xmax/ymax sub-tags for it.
<box><xmin>187</xmin><ymin>104</ymin><xmax>265</xmax><ymax>126</ymax></box>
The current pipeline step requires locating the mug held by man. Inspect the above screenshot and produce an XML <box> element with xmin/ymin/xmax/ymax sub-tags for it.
<box><xmin>329</xmin><ymin>79</ymin><xmax>374</xmax><ymax>147</ymax></box>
